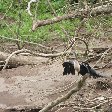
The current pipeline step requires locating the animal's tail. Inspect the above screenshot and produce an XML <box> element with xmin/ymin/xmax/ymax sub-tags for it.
<box><xmin>89</xmin><ymin>68</ymin><xmax>104</xmax><ymax>78</ymax></box>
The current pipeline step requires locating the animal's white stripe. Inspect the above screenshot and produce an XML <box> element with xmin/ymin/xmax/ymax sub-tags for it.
<box><xmin>73</xmin><ymin>60</ymin><xmax>80</xmax><ymax>72</ymax></box>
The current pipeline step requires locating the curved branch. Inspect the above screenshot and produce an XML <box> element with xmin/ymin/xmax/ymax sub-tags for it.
<box><xmin>2</xmin><ymin>49</ymin><xmax>28</xmax><ymax>70</ymax></box>
<box><xmin>26</xmin><ymin>0</ymin><xmax>38</xmax><ymax>16</ymax></box>
<box><xmin>75</xmin><ymin>37</ymin><xmax>89</xmax><ymax>54</ymax></box>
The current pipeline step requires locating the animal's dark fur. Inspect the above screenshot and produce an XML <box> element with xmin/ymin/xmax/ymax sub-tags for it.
<box><xmin>62</xmin><ymin>61</ymin><xmax>75</xmax><ymax>75</ymax></box>
<box><xmin>69</xmin><ymin>0</ymin><xmax>98</xmax><ymax>5</ymax></box>
<box><xmin>79</xmin><ymin>62</ymin><xmax>103</xmax><ymax>78</ymax></box>
<box><xmin>62</xmin><ymin>61</ymin><xmax>103</xmax><ymax>78</ymax></box>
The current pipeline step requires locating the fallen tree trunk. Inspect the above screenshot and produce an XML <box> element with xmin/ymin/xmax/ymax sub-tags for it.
<box><xmin>0</xmin><ymin>51</ymin><xmax>49</xmax><ymax>69</ymax></box>
<box><xmin>0</xmin><ymin>49</ymin><xmax>72</xmax><ymax>70</ymax></box>
<box><xmin>32</xmin><ymin>3</ymin><xmax>112</xmax><ymax>30</ymax></box>
<box><xmin>5</xmin><ymin>105</ymin><xmax>42</xmax><ymax>112</ymax></box>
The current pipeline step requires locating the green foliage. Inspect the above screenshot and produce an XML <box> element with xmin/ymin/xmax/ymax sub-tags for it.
<box><xmin>0</xmin><ymin>0</ymin><xmax>75</xmax><ymax>43</ymax></box>
<box><xmin>0</xmin><ymin>0</ymin><xmax>112</xmax><ymax>44</ymax></box>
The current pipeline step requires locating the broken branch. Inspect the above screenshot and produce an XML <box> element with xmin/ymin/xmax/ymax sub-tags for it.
<box><xmin>32</xmin><ymin>4</ymin><xmax>112</xmax><ymax>30</ymax></box>
<box><xmin>93</xmin><ymin>46</ymin><xmax>112</xmax><ymax>67</ymax></box>
<box><xmin>39</xmin><ymin>75</ymin><xmax>88</xmax><ymax>112</ymax></box>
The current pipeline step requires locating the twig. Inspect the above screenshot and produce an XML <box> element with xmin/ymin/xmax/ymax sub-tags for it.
<box><xmin>39</xmin><ymin>75</ymin><xmax>88</xmax><ymax>112</ymax></box>
<box><xmin>64</xmin><ymin>38</ymin><xmax>76</xmax><ymax>52</ymax></box>
<box><xmin>75</xmin><ymin>37</ymin><xmax>89</xmax><ymax>55</ymax></box>
<box><xmin>91</xmin><ymin>98</ymin><xmax>112</xmax><ymax>110</ymax></box>
<box><xmin>0</xmin><ymin>35</ymin><xmax>52</xmax><ymax>51</ymax></box>
<box><xmin>93</xmin><ymin>46</ymin><xmax>112</xmax><ymax>67</ymax></box>
<box><xmin>47</xmin><ymin>0</ymin><xmax>57</xmax><ymax>16</ymax></box>
<box><xmin>26</xmin><ymin>0</ymin><xmax>39</xmax><ymax>16</ymax></box>
<box><xmin>47</xmin><ymin>0</ymin><xmax>71</xmax><ymax>41</ymax></box>
<box><xmin>72</xmin><ymin>18</ymin><xmax>90</xmax><ymax>57</ymax></box>
<box><xmin>1</xmin><ymin>1</ymin><xmax>13</xmax><ymax>19</ymax></box>
<box><xmin>16</xmin><ymin>0</ymin><xmax>22</xmax><ymax>49</ymax></box>
<box><xmin>73</xmin><ymin>106</ymin><xmax>93</xmax><ymax>110</ymax></box>
<box><xmin>73</xmin><ymin>97</ymin><xmax>112</xmax><ymax>111</ymax></box>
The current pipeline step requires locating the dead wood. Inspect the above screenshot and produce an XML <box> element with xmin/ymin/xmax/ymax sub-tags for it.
<box><xmin>0</xmin><ymin>50</ymin><xmax>48</xmax><ymax>70</ymax></box>
<box><xmin>84</xmin><ymin>54</ymin><xmax>101</xmax><ymax>63</ymax></box>
<box><xmin>32</xmin><ymin>4</ymin><xmax>112</xmax><ymax>30</ymax></box>
<box><xmin>92</xmin><ymin>47</ymin><xmax>109</xmax><ymax>54</ymax></box>
<box><xmin>0</xmin><ymin>49</ymin><xmax>72</xmax><ymax>70</ymax></box>
<box><xmin>39</xmin><ymin>75</ymin><xmax>88</xmax><ymax>112</ymax></box>
<box><xmin>93</xmin><ymin>46</ymin><xmax>112</xmax><ymax>67</ymax></box>
<box><xmin>5</xmin><ymin>105</ymin><xmax>42</xmax><ymax>112</ymax></box>
<box><xmin>75</xmin><ymin>37</ymin><xmax>89</xmax><ymax>55</ymax></box>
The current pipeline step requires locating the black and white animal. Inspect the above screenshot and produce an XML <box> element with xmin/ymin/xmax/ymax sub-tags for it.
<box><xmin>62</xmin><ymin>60</ymin><xmax>103</xmax><ymax>78</ymax></box>
<box><xmin>69</xmin><ymin>0</ymin><xmax>98</xmax><ymax>5</ymax></box>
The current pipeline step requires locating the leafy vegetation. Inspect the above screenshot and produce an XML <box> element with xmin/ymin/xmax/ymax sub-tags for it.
<box><xmin>0</xmin><ymin>0</ymin><xmax>112</xmax><ymax>43</ymax></box>
<box><xmin>0</xmin><ymin>0</ymin><xmax>69</xmax><ymax>42</ymax></box>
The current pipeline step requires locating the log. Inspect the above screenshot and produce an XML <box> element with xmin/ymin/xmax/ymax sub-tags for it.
<box><xmin>92</xmin><ymin>47</ymin><xmax>109</xmax><ymax>54</ymax></box>
<box><xmin>32</xmin><ymin>4</ymin><xmax>112</xmax><ymax>30</ymax></box>
<box><xmin>0</xmin><ymin>49</ymin><xmax>72</xmax><ymax>70</ymax></box>
<box><xmin>5</xmin><ymin>105</ymin><xmax>42</xmax><ymax>112</ymax></box>
<box><xmin>0</xmin><ymin>51</ymin><xmax>48</xmax><ymax>69</ymax></box>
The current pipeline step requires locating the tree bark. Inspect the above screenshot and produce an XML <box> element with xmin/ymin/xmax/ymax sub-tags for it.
<box><xmin>39</xmin><ymin>75</ymin><xmax>88</xmax><ymax>112</ymax></box>
<box><xmin>0</xmin><ymin>49</ymin><xmax>72</xmax><ymax>70</ymax></box>
<box><xmin>32</xmin><ymin>4</ymin><xmax>112</xmax><ymax>30</ymax></box>
<box><xmin>0</xmin><ymin>51</ymin><xmax>48</xmax><ymax>69</ymax></box>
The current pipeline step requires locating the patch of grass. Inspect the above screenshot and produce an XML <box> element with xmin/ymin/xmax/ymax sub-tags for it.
<box><xmin>0</xmin><ymin>0</ymin><xmax>74</xmax><ymax>43</ymax></box>
<box><xmin>0</xmin><ymin>0</ymin><xmax>112</xmax><ymax>44</ymax></box>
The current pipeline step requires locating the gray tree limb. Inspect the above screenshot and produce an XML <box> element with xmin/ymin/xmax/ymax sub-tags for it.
<box><xmin>32</xmin><ymin>4</ymin><xmax>112</xmax><ymax>30</ymax></box>
<box><xmin>39</xmin><ymin>75</ymin><xmax>88</xmax><ymax>112</ymax></box>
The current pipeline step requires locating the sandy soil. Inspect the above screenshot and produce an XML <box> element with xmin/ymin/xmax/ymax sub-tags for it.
<box><xmin>0</xmin><ymin>38</ymin><xmax>112</xmax><ymax>112</ymax></box>
<box><xmin>0</xmin><ymin>60</ymin><xmax>81</xmax><ymax>111</ymax></box>
<box><xmin>0</xmin><ymin>59</ymin><xmax>112</xmax><ymax>112</ymax></box>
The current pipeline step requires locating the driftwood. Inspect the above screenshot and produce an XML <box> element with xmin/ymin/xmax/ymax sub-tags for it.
<box><xmin>32</xmin><ymin>4</ymin><xmax>112</xmax><ymax>30</ymax></box>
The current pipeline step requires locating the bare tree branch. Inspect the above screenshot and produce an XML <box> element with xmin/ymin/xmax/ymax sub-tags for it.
<box><xmin>39</xmin><ymin>75</ymin><xmax>88</xmax><ymax>112</ymax></box>
<box><xmin>32</xmin><ymin>4</ymin><xmax>112</xmax><ymax>30</ymax></box>
<box><xmin>0</xmin><ymin>51</ymin><xmax>49</xmax><ymax>70</ymax></box>
<box><xmin>26</xmin><ymin>0</ymin><xmax>39</xmax><ymax>16</ymax></box>
<box><xmin>0</xmin><ymin>35</ymin><xmax>53</xmax><ymax>51</ymax></box>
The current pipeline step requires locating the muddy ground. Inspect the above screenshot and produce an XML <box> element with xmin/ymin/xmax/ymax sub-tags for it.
<box><xmin>0</xmin><ymin>38</ymin><xmax>112</xmax><ymax>112</ymax></box>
